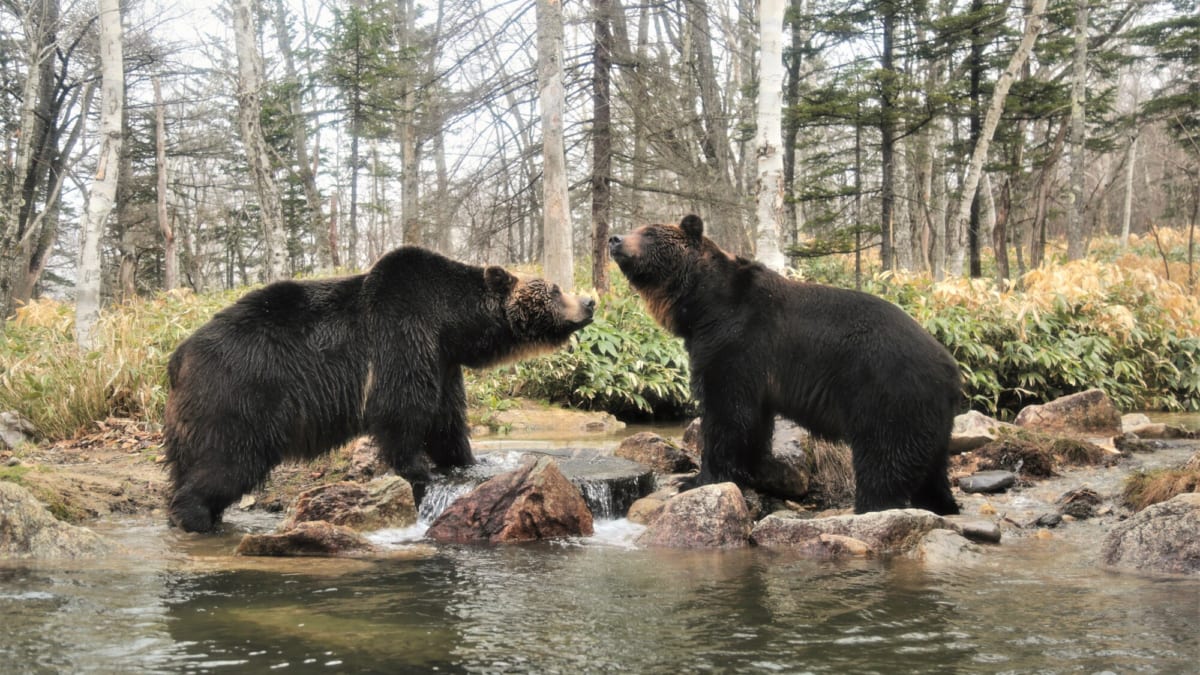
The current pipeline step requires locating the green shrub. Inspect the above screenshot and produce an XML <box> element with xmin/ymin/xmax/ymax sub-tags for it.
<box><xmin>469</xmin><ymin>274</ymin><xmax>692</xmax><ymax>420</ymax></box>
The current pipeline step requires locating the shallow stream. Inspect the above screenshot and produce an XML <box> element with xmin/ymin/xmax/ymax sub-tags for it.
<box><xmin>1</xmin><ymin>418</ymin><xmax>1198</xmax><ymax>673</ymax></box>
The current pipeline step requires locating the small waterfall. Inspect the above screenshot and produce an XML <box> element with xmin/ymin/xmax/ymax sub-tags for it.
<box><xmin>576</xmin><ymin>480</ymin><xmax>616</xmax><ymax>520</ymax></box>
<box><xmin>417</xmin><ymin>480</ymin><xmax>475</xmax><ymax>523</ymax></box>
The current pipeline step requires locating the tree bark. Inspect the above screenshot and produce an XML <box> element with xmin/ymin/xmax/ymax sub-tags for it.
<box><xmin>754</xmin><ymin>0</ymin><xmax>787</xmax><ymax>270</ymax></box>
<box><xmin>946</xmin><ymin>0</ymin><xmax>1048</xmax><ymax>272</ymax></box>
<box><xmin>879</xmin><ymin>2</ymin><xmax>897</xmax><ymax>271</ymax></box>
<box><xmin>153</xmin><ymin>77</ymin><xmax>177</xmax><ymax>291</ymax></box>
<box><xmin>75</xmin><ymin>0</ymin><xmax>123</xmax><ymax>350</ymax></box>
<box><xmin>233</xmin><ymin>0</ymin><xmax>288</xmax><ymax>281</ymax></box>
<box><xmin>1121</xmin><ymin>133</ymin><xmax>1137</xmax><ymax>247</ymax></box>
<box><xmin>538</xmin><ymin>0</ymin><xmax>574</xmax><ymax>290</ymax></box>
<box><xmin>1066</xmin><ymin>0</ymin><xmax>1088</xmax><ymax>260</ymax></box>
<box><xmin>271</xmin><ymin>0</ymin><xmax>327</xmax><ymax>267</ymax></box>
<box><xmin>399</xmin><ymin>0</ymin><xmax>422</xmax><ymax>248</ymax></box>
<box><xmin>591</xmin><ymin>0</ymin><xmax>613</xmax><ymax>291</ymax></box>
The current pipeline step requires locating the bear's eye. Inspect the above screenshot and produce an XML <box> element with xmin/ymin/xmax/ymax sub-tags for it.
<box><xmin>551</xmin><ymin>286</ymin><xmax>562</xmax><ymax>298</ymax></box>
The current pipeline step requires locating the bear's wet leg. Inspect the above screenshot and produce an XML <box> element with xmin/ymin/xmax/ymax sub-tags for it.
<box><xmin>910</xmin><ymin>452</ymin><xmax>959</xmax><ymax>515</ymax></box>
<box><xmin>849</xmin><ymin>440</ymin><xmax>915</xmax><ymax>514</ymax></box>
<box><xmin>697</xmin><ymin>391</ymin><xmax>770</xmax><ymax>488</ymax></box>
<box><xmin>169</xmin><ymin>464</ymin><xmax>267</xmax><ymax>533</ymax></box>
<box><xmin>425</xmin><ymin>368</ymin><xmax>474</xmax><ymax>470</ymax></box>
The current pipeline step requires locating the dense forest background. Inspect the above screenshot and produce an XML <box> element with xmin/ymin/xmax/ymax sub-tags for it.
<box><xmin>1</xmin><ymin>0</ymin><xmax>1197</xmax><ymax>324</ymax></box>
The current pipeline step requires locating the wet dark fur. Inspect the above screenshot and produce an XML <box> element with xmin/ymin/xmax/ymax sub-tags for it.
<box><xmin>163</xmin><ymin>247</ymin><xmax>593</xmax><ymax>532</ymax></box>
<box><xmin>610</xmin><ymin>215</ymin><xmax>961</xmax><ymax>515</ymax></box>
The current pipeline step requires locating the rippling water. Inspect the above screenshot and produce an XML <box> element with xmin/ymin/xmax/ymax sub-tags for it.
<box><xmin>2</xmin><ymin>515</ymin><xmax>1197</xmax><ymax>674</ymax></box>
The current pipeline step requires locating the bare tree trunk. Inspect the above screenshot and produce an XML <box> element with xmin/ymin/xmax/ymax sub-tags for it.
<box><xmin>1121</xmin><ymin>132</ymin><xmax>1137</xmax><ymax>248</ymax></box>
<box><xmin>947</xmin><ymin>0</ymin><xmax>1048</xmax><ymax>270</ymax></box>
<box><xmin>782</xmin><ymin>0</ymin><xmax>807</xmax><ymax>245</ymax></box>
<box><xmin>153</xmin><ymin>77</ymin><xmax>177</xmax><ymax>290</ymax></box>
<box><xmin>1</xmin><ymin>0</ymin><xmax>58</xmax><ymax>323</ymax></box>
<box><xmin>879</xmin><ymin>3</ymin><xmax>897</xmax><ymax>271</ymax></box>
<box><xmin>398</xmin><ymin>0</ymin><xmax>422</xmax><ymax>248</ymax></box>
<box><xmin>271</xmin><ymin>0</ymin><xmax>327</xmax><ymax>267</ymax></box>
<box><xmin>754</xmin><ymin>0</ymin><xmax>786</xmax><ymax>270</ymax></box>
<box><xmin>538</xmin><ymin>0</ymin><xmax>574</xmax><ymax>290</ymax></box>
<box><xmin>75</xmin><ymin>0</ymin><xmax>123</xmax><ymax>350</ymax></box>
<box><xmin>1067</xmin><ymin>0</ymin><xmax>1088</xmax><ymax>260</ymax></box>
<box><xmin>233</xmin><ymin>0</ymin><xmax>287</xmax><ymax>281</ymax></box>
<box><xmin>592</xmin><ymin>0</ymin><xmax>613</xmax><ymax>291</ymax></box>
<box><xmin>967</xmin><ymin>0</ymin><xmax>985</xmax><ymax>277</ymax></box>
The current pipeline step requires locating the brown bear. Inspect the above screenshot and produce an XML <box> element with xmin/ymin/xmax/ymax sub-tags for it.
<box><xmin>609</xmin><ymin>215</ymin><xmax>961</xmax><ymax>515</ymax></box>
<box><xmin>163</xmin><ymin>246</ymin><xmax>594</xmax><ymax>532</ymax></box>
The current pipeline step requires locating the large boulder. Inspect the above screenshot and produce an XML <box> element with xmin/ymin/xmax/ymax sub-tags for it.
<box><xmin>636</xmin><ymin>483</ymin><xmax>752</xmax><ymax>549</ymax></box>
<box><xmin>615</xmin><ymin>432</ymin><xmax>698</xmax><ymax>474</ymax></box>
<box><xmin>751</xmin><ymin>508</ymin><xmax>954</xmax><ymax>558</ymax></box>
<box><xmin>0</xmin><ymin>481</ymin><xmax>111</xmax><ymax>559</ymax></box>
<box><xmin>950</xmin><ymin>410</ymin><xmax>1016</xmax><ymax>454</ymax></box>
<box><xmin>1013</xmin><ymin>388</ymin><xmax>1122</xmax><ymax>436</ymax></box>
<box><xmin>282</xmin><ymin>477</ymin><xmax>416</xmax><ymax>531</ymax></box>
<box><xmin>426</xmin><ymin>456</ymin><xmax>594</xmax><ymax>544</ymax></box>
<box><xmin>1101</xmin><ymin>493</ymin><xmax>1200</xmax><ymax>576</ymax></box>
<box><xmin>236</xmin><ymin>521</ymin><xmax>381</xmax><ymax>557</ymax></box>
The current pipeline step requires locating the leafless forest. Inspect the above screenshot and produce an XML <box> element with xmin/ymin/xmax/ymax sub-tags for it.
<box><xmin>2</xmin><ymin>0</ymin><xmax>1196</xmax><ymax>327</ymax></box>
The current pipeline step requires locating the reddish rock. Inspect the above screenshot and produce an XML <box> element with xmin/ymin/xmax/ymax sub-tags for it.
<box><xmin>344</xmin><ymin>437</ymin><xmax>385</xmax><ymax>480</ymax></box>
<box><xmin>615</xmin><ymin>432</ymin><xmax>699</xmax><ymax>474</ymax></box>
<box><xmin>235</xmin><ymin>521</ymin><xmax>380</xmax><ymax>557</ymax></box>
<box><xmin>426</xmin><ymin>456</ymin><xmax>594</xmax><ymax>544</ymax></box>
<box><xmin>282</xmin><ymin>477</ymin><xmax>416</xmax><ymax>531</ymax></box>
<box><xmin>636</xmin><ymin>483</ymin><xmax>752</xmax><ymax>549</ymax></box>
<box><xmin>1014</xmin><ymin>389</ymin><xmax>1122</xmax><ymax>436</ymax></box>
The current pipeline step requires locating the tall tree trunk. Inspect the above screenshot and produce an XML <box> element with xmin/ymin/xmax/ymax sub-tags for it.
<box><xmin>754</xmin><ymin>0</ymin><xmax>787</xmax><ymax>270</ymax></box>
<box><xmin>271</xmin><ymin>0</ymin><xmax>327</xmax><ymax>268</ymax></box>
<box><xmin>967</xmin><ymin>0</ymin><xmax>985</xmax><ymax>277</ymax></box>
<box><xmin>233</xmin><ymin>0</ymin><xmax>287</xmax><ymax>281</ymax></box>
<box><xmin>1121</xmin><ymin>132</ymin><xmax>1137</xmax><ymax>247</ymax></box>
<box><xmin>1066</xmin><ymin>0</ymin><xmax>1088</xmax><ymax>260</ymax></box>
<box><xmin>75</xmin><ymin>0</ymin><xmax>123</xmax><ymax>350</ymax></box>
<box><xmin>1</xmin><ymin>0</ymin><xmax>58</xmax><ymax>323</ymax></box>
<box><xmin>592</xmin><ymin>0</ymin><xmax>613</xmax><ymax>291</ymax></box>
<box><xmin>398</xmin><ymin>0</ymin><xmax>422</xmax><ymax>248</ymax></box>
<box><xmin>878</xmin><ymin>2</ymin><xmax>897</xmax><ymax>271</ymax></box>
<box><xmin>947</xmin><ymin>0</ymin><xmax>1048</xmax><ymax>271</ymax></box>
<box><xmin>782</xmin><ymin>0</ymin><xmax>807</xmax><ymax>245</ymax></box>
<box><xmin>538</xmin><ymin>0</ymin><xmax>574</xmax><ymax>290</ymax></box>
<box><xmin>154</xmin><ymin>77</ymin><xmax>177</xmax><ymax>290</ymax></box>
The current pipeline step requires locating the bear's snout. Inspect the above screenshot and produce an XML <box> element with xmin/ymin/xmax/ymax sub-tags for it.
<box><xmin>608</xmin><ymin>235</ymin><xmax>623</xmax><ymax>256</ymax></box>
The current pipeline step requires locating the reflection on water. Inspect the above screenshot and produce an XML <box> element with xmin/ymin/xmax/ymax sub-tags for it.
<box><xmin>2</xmin><ymin>517</ymin><xmax>1198</xmax><ymax>674</ymax></box>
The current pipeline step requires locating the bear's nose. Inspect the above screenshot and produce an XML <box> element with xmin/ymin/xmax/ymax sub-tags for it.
<box><xmin>583</xmin><ymin>297</ymin><xmax>596</xmax><ymax>313</ymax></box>
<box><xmin>608</xmin><ymin>235</ymin><xmax>622</xmax><ymax>245</ymax></box>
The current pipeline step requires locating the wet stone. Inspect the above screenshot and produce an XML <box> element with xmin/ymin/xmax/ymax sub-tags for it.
<box><xmin>958</xmin><ymin>520</ymin><xmax>1002</xmax><ymax>544</ymax></box>
<box><xmin>1034</xmin><ymin>512</ymin><xmax>1063</xmax><ymax>528</ymax></box>
<box><xmin>958</xmin><ymin>470</ymin><xmax>1017</xmax><ymax>494</ymax></box>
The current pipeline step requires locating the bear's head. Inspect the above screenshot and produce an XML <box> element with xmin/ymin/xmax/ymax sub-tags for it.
<box><xmin>607</xmin><ymin>214</ymin><xmax>729</xmax><ymax>332</ymax></box>
<box><xmin>484</xmin><ymin>267</ymin><xmax>595</xmax><ymax>353</ymax></box>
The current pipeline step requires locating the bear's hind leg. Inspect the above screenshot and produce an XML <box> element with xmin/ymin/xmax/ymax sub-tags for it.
<box><xmin>697</xmin><ymin>392</ymin><xmax>772</xmax><ymax>488</ymax></box>
<box><xmin>910</xmin><ymin>455</ymin><xmax>960</xmax><ymax>515</ymax></box>
<box><xmin>848</xmin><ymin>435</ymin><xmax>923</xmax><ymax>514</ymax></box>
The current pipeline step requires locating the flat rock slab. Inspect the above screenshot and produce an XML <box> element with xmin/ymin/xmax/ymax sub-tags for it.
<box><xmin>959</xmin><ymin>471</ymin><xmax>1017</xmax><ymax>494</ymax></box>
<box><xmin>0</xmin><ymin>481</ymin><xmax>112</xmax><ymax>559</ymax></box>
<box><xmin>236</xmin><ymin>521</ymin><xmax>381</xmax><ymax>557</ymax></box>
<box><xmin>752</xmin><ymin>508</ymin><xmax>954</xmax><ymax>557</ymax></box>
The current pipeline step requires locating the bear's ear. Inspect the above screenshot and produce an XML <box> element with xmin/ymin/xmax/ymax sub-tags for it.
<box><xmin>484</xmin><ymin>266</ymin><xmax>518</xmax><ymax>295</ymax></box>
<box><xmin>680</xmin><ymin>214</ymin><xmax>704</xmax><ymax>242</ymax></box>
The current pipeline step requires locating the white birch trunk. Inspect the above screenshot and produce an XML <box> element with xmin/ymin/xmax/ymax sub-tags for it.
<box><xmin>537</xmin><ymin>0</ymin><xmax>574</xmax><ymax>290</ymax></box>
<box><xmin>75</xmin><ymin>0</ymin><xmax>123</xmax><ymax>350</ymax></box>
<box><xmin>233</xmin><ymin>0</ymin><xmax>287</xmax><ymax>282</ymax></box>
<box><xmin>1066</xmin><ymin>0</ymin><xmax>1088</xmax><ymax>260</ymax></box>
<box><xmin>946</xmin><ymin>0</ymin><xmax>1047</xmax><ymax>265</ymax></box>
<box><xmin>154</xmin><ymin>77</ymin><xmax>177</xmax><ymax>290</ymax></box>
<box><xmin>1121</xmin><ymin>134</ymin><xmax>1137</xmax><ymax>248</ymax></box>
<box><xmin>754</xmin><ymin>0</ymin><xmax>787</xmax><ymax>271</ymax></box>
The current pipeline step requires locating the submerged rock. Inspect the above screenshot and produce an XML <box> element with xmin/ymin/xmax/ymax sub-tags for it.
<box><xmin>0</xmin><ymin>481</ymin><xmax>111</xmax><ymax>559</ymax></box>
<box><xmin>752</xmin><ymin>508</ymin><xmax>954</xmax><ymax>557</ymax></box>
<box><xmin>636</xmin><ymin>483</ymin><xmax>752</xmax><ymax>549</ymax></box>
<box><xmin>236</xmin><ymin>521</ymin><xmax>381</xmax><ymax>557</ymax></box>
<box><xmin>426</xmin><ymin>456</ymin><xmax>593</xmax><ymax>544</ymax></box>
<box><xmin>282</xmin><ymin>477</ymin><xmax>416</xmax><ymax>531</ymax></box>
<box><xmin>908</xmin><ymin>529</ymin><xmax>985</xmax><ymax>566</ymax></box>
<box><xmin>1014</xmin><ymin>388</ymin><xmax>1122</xmax><ymax>436</ymax></box>
<box><xmin>1101</xmin><ymin>492</ymin><xmax>1200</xmax><ymax>576</ymax></box>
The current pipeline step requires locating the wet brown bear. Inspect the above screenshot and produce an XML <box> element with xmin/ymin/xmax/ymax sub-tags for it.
<box><xmin>164</xmin><ymin>247</ymin><xmax>594</xmax><ymax>532</ymax></box>
<box><xmin>609</xmin><ymin>215</ymin><xmax>960</xmax><ymax>515</ymax></box>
